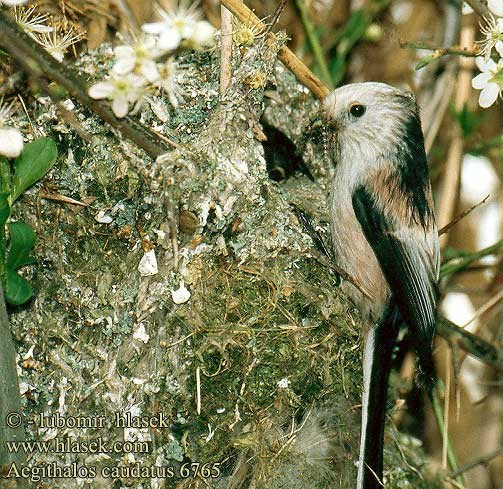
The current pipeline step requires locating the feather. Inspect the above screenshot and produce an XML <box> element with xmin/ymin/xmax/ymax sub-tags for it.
<box><xmin>352</xmin><ymin>184</ymin><xmax>438</xmax><ymax>387</ymax></box>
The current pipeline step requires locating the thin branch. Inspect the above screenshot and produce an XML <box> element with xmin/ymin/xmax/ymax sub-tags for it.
<box><xmin>461</xmin><ymin>288</ymin><xmax>503</xmax><ymax>329</ymax></box>
<box><xmin>465</xmin><ymin>0</ymin><xmax>491</xmax><ymax>17</ymax></box>
<box><xmin>400</xmin><ymin>40</ymin><xmax>480</xmax><ymax>57</ymax></box>
<box><xmin>0</xmin><ymin>11</ymin><xmax>171</xmax><ymax>159</ymax></box>
<box><xmin>267</xmin><ymin>0</ymin><xmax>288</xmax><ymax>35</ymax></box>
<box><xmin>220</xmin><ymin>0</ymin><xmax>330</xmax><ymax>100</ymax></box>
<box><xmin>438</xmin><ymin>194</ymin><xmax>490</xmax><ymax>236</ymax></box>
<box><xmin>450</xmin><ymin>445</ymin><xmax>503</xmax><ymax>478</ymax></box>
<box><xmin>437</xmin><ymin>315</ymin><xmax>503</xmax><ymax>373</ymax></box>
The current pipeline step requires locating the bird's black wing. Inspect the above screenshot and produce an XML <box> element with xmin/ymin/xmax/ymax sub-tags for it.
<box><xmin>352</xmin><ymin>185</ymin><xmax>438</xmax><ymax>386</ymax></box>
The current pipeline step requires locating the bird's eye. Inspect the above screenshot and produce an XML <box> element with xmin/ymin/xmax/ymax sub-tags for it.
<box><xmin>349</xmin><ymin>103</ymin><xmax>366</xmax><ymax>117</ymax></box>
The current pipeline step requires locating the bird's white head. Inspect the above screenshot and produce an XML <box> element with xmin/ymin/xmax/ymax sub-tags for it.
<box><xmin>322</xmin><ymin>82</ymin><xmax>419</xmax><ymax>162</ymax></box>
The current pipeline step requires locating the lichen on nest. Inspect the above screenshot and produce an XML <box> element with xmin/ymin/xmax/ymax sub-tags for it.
<box><xmin>4</xmin><ymin>30</ymin><xmax>443</xmax><ymax>489</ymax></box>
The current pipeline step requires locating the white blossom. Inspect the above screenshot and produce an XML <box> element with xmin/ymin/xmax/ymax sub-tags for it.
<box><xmin>0</xmin><ymin>128</ymin><xmax>24</xmax><ymax>159</ymax></box>
<box><xmin>0</xmin><ymin>100</ymin><xmax>23</xmax><ymax>159</ymax></box>
<box><xmin>112</xmin><ymin>36</ymin><xmax>161</xmax><ymax>83</ymax></box>
<box><xmin>479</xmin><ymin>15</ymin><xmax>503</xmax><ymax>59</ymax></box>
<box><xmin>171</xmin><ymin>280</ymin><xmax>190</xmax><ymax>304</ymax></box>
<box><xmin>34</xmin><ymin>25</ymin><xmax>85</xmax><ymax>62</ymax></box>
<box><xmin>0</xmin><ymin>0</ymin><xmax>28</xmax><ymax>6</ymax></box>
<box><xmin>89</xmin><ymin>73</ymin><xmax>146</xmax><ymax>118</ymax></box>
<box><xmin>155</xmin><ymin>59</ymin><xmax>182</xmax><ymax>108</ymax></box>
<box><xmin>14</xmin><ymin>5</ymin><xmax>53</xmax><ymax>35</ymax></box>
<box><xmin>489</xmin><ymin>0</ymin><xmax>503</xmax><ymax>17</ymax></box>
<box><xmin>186</xmin><ymin>20</ymin><xmax>215</xmax><ymax>49</ymax></box>
<box><xmin>142</xmin><ymin>2</ymin><xmax>200</xmax><ymax>51</ymax></box>
<box><xmin>472</xmin><ymin>57</ymin><xmax>503</xmax><ymax>108</ymax></box>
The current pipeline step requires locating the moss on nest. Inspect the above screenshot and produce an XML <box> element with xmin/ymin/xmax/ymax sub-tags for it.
<box><xmin>2</xmin><ymin>32</ymin><xmax>444</xmax><ymax>489</ymax></box>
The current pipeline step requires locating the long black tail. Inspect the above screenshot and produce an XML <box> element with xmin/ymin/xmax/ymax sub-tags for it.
<box><xmin>357</xmin><ymin>316</ymin><xmax>399</xmax><ymax>489</ymax></box>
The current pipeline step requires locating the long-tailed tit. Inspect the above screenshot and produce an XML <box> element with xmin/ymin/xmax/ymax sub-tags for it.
<box><xmin>322</xmin><ymin>82</ymin><xmax>439</xmax><ymax>489</ymax></box>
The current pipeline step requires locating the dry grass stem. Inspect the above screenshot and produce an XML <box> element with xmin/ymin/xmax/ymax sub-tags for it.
<box><xmin>220</xmin><ymin>4</ymin><xmax>233</xmax><ymax>94</ymax></box>
<box><xmin>437</xmin><ymin>25</ymin><xmax>475</xmax><ymax>249</ymax></box>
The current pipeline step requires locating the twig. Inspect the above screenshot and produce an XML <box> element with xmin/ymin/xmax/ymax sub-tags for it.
<box><xmin>461</xmin><ymin>288</ymin><xmax>503</xmax><ymax>329</ymax></box>
<box><xmin>38</xmin><ymin>191</ymin><xmax>91</xmax><ymax>207</ymax></box>
<box><xmin>438</xmin><ymin>194</ymin><xmax>490</xmax><ymax>236</ymax></box>
<box><xmin>294</xmin><ymin>0</ymin><xmax>333</xmax><ymax>89</ymax></box>
<box><xmin>450</xmin><ymin>444</ymin><xmax>503</xmax><ymax>478</ymax></box>
<box><xmin>266</xmin><ymin>0</ymin><xmax>288</xmax><ymax>35</ymax></box>
<box><xmin>437</xmin><ymin>26</ymin><xmax>475</xmax><ymax>249</ymax></box>
<box><xmin>0</xmin><ymin>11</ymin><xmax>170</xmax><ymax>159</ymax></box>
<box><xmin>220</xmin><ymin>0</ymin><xmax>330</xmax><ymax>99</ymax></box>
<box><xmin>437</xmin><ymin>315</ymin><xmax>503</xmax><ymax>373</ymax></box>
<box><xmin>220</xmin><ymin>4</ymin><xmax>233</xmax><ymax>94</ymax></box>
<box><xmin>456</xmin><ymin>287</ymin><xmax>503</xmax><ymax>368</ymax></box>
<box><xmin>465</xmin><ymin>0</ymin><xmax>491</xmax><ymax>17</ymax></box>
<box><xmin>400</xmin><ymin>40</ymin><xmax>479</xmax><ymax>58</ymax></box>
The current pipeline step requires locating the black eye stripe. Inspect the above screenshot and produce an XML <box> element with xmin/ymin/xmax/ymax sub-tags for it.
<box><xmin>349</xmin><ymin>104</ymin><xmax>366</xmax><ymax>117</ymax></box>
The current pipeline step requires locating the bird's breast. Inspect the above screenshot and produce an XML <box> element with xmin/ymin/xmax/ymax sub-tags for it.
<box><xmin>329</xmin><ymin>176</ymin><xmax>389</xmax><ymax>323</ymax></box>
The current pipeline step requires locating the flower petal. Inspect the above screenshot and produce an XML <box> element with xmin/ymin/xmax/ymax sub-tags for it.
<box><xmin>496</xmin><ymin>40</ymin><xmax>503</xmax><ymax>57</ymax></box>
<box><xmin>472</xmin><ymin>72</ymin><xmax>491</xmax><ymax>89</ymax></box>
<box><xmin>112</xmin><ymin>56</ymin><xmax>136</xmax><ymax>75</ymax></box>
<box><xmin>488</xmin><ymin>0</ymin><xmax>503</xmax><ymax>16</ymax></box>
<box><xmin>475</xmin><ymin>56</ymin><xmax>496</xmax><ymax>72</ymax></box>
<box><xmin>479</xmin><ymin>82</ymin><xmax>500</xmax><ymax>108</ymax></box>
<box><xmin>189</xmin><ymin>21</ymin><xmax>215</xmax><ymax>48</ymax></box>
<box><xmin>114</xmin><ymin>45</ymin><xmax>135</xmax><ymax>58</ymax></box>
<box><xmin>0</xmin><ymin>128</ymin><xmax>24</xmax><ymax>158</ymax></box>
<box><xmin>112</xmin><ymin>96</ymin><xmax>129</xmax><ymax>118</ymax></box>
<box><xmin>140</xmin><ymin>60</ymin><xmax>160</xmax><ymax>83</ymax></box>
<box><xmin>141</xmin><ymin>21</ymin><xmax>165</xmax><ymax>35</ymax></box>
<box><xmin>2</xmin><ymin>0</ymin><xmax>29</xmax><ymax>5</ymax></box>
<box><xmin>88</xmin><ymin>81</ymin><xmax>114</xmax><ymax>99</ymax></box>
<box><xmin>158</xmin><ymin>29</ymin><xmax>182</xmax><ymax>51</ymax></box>
<box><xmin>179</xmin><ymin>21</ymin><xmax>196</xmax><ymax>39</ymax></box>
<box><xmin>28</xmin><ymin>24</ymin><xmax>54</xmax><ymax>33</ymax></box>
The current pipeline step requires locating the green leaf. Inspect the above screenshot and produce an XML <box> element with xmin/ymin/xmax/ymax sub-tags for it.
<box><xmin>6</xmin><ymin>222</ymin><xmax>36</xmax><ymax>269</ymax></box>
<box><xmin>0</xmin><ymin>192</ymin><xmax>10</xmax><ymax>229</ymax></box>
<box><xmin>11</xmin><ymin>138</ymin><xmax>57</xmax><ymax>203</ymax></box>
<box><xmin>0</xmin><ymin>156</ymin><xmax>12</xmax><ymax>195</ymax></box>
<box><xmin>1</xmin><ymin>221</ymin><xmax>37</xmax><ymax>305</ymax></box>
<box><xmin>415</xmin><ymin>54</ymin><xmax>435</xmax><ymax>70</ymax></box>
<box><xmin>4</xmin><ymin>268</ymin><xmax>33</xmax><ymax>306</ymax></box>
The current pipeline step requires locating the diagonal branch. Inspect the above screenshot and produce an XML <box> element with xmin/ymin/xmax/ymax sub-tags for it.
<box><xmin>437</xmin><ymin>315</ymin><xmax>503</xmax><ymax>373</ymax></box>
<box><xmin>0</xmin><ymin>10</ymin><xmax>171</xmax><ymax>160</ymax></box>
